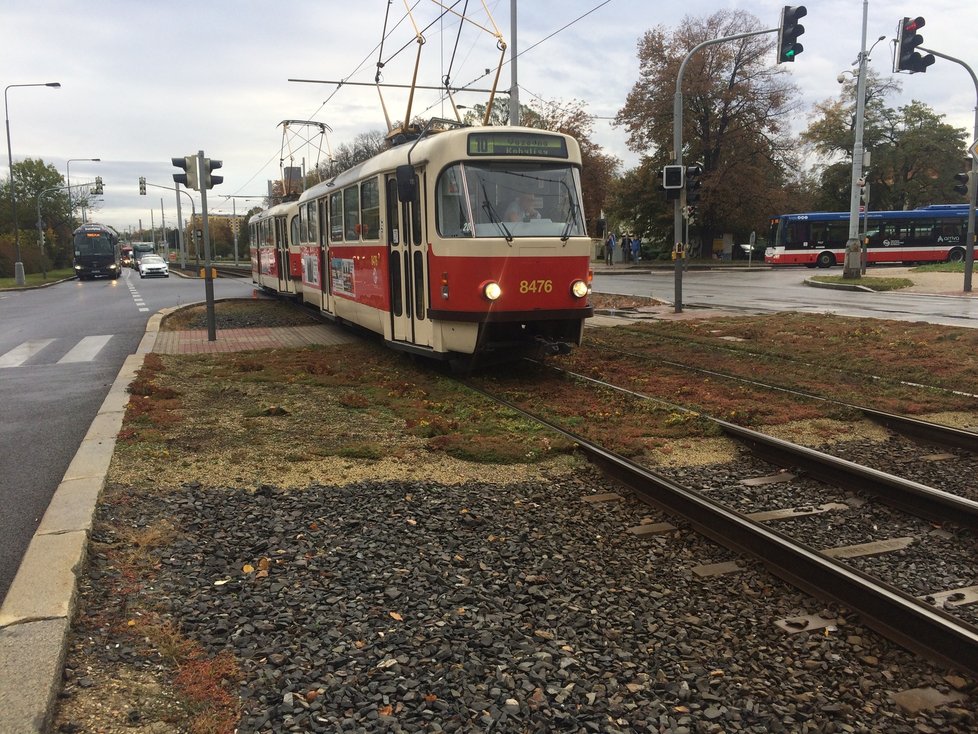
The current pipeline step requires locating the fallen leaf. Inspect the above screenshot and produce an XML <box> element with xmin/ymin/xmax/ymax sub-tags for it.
<box><xmin>242</xmin><ymin>564</ymin><xmax>254</xmax><ymax>574</ymax></box>
<box><xmin>258</xmin><ymin>557</ymin><xmax>270</xmax><ymax>571</ymax></box>
<box><xmin>389</xmin><ymin>611</ymin><xmax>403</xmax><ymax>621</ymax></box>
<box><xmin>379</xmin><ymin>704</ymin><xmax>393</xmax><ymax>716</ymax></box>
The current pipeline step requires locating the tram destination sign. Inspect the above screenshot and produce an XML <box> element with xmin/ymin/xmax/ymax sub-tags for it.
<box><xmin>467</xmin><ymin>132</ymin><xmax>568</xmax><ymax>158</ymax></box>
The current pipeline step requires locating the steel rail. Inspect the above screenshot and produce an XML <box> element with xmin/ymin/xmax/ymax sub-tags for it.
<box><xmin>543</xmin><ymin>363</ymin><xmax>978</xmax><ymax>529</ymax></box>
<box><xmin>462</xmin><ymin>382</ymin><xmax>978</xmax><ymax>676</ymax></box>
<box><xmin>583</xmin><ymin>339</ymin><xmax>978</xmax><ymax>451</ymax></box>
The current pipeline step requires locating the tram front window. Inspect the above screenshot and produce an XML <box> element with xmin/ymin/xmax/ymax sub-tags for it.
<box><xmin>436</xmin><ymin>162</ymin><xmax>584</xmax><ymax>239</ymax></box>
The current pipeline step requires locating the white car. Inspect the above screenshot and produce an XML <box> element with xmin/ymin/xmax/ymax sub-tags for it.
<box><xmin>138</xmin><ymin>254</ymin><xmax>169</xmax><ymax>278</ymax></box>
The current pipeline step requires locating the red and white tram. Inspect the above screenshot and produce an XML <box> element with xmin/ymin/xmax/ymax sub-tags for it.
<box><xmin>250</xmin><ymin>122</ymin><xmax>594</xmax><ymax>360</ymax></box>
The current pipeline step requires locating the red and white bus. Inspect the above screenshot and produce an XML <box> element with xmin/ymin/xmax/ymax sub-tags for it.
<box><xmin>251</xmin><ymin>122</ymin><xmax>594</xmax><ymax>361</ymax></box>
<box><xmin>765</xmin><ymin>204</ymin><xmax>973</xmax><ymax>267</ymax></box>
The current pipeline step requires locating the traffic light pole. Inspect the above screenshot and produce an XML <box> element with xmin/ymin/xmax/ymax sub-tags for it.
<box><xmin>197</xmin><ymin>150</ymin><xmax>217</xmax><ymax>341</ymax></box>
<box><xmin>672</xmin><ymin>27</ymin><xmax>776</xmax><ymax>312</ymax></box>
<box><xmin>918</xmin><ymin>46</ymin><xmax>977</xmax><ymax>293</ymax></box>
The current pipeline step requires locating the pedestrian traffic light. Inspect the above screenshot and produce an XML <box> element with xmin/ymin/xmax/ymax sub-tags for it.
<box><xmin>93</xmin><ymin>176</ymin><xmax>103</xmax><ymax>195</ymax></box>
<box><xmin>172</xmin><ymin>155</ymin><xmax>198</xmax><ymax>191</ymax></box>
<box><xmin>777</xmin><ymin>6</ymin><xmax>806</xmax><ymax>64</ymax></box>
<box><xmin>685</xmin><ymin>164</ymin><xmax>703</xmax><ymax>206</ymax></box>
<box><xmin>858</xmin><ymin>177</ymin><xmax>867</xmax><ymax>205</ymax></box>
<box><xmin>954</xmin><ymin>171</ymin><xmax>975</xmax><ymax>199</ymax></box>
<box><xmin>894</xmin><ymin>17</ymin><xmax>935</xmax><ymax>73</ymax></box>
<box><xmin>662</xmin><ymin>165</ymin><xmax>684</xmax><ymax>189</ymax></box>
<box><xmin>201</xmin><ymin>158</ymin><xmax>223</xmax><ymax>189</ymax></box>
<box><xmin>139</xmin><ymin>176</ymin><xmax>146</xmax><ymax>195</ymax></box>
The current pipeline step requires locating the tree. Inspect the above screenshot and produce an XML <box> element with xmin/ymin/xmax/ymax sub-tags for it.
<box><xmin>0</xmin><ymin>158</ymin><xmax>74</xmax><ymax>275</ymax></box>
<box><xmin>615</xmin><ymin>10</ymin><xmax>802</xmax><ymax>254</ymax></box>
<box><xmin>802</xmin><ymin>74</ymin><xmax>968</xmax><ymax>211</ymax></box>
<box><xmin>317</xmin><ymin>130</ymin><xmax>389</xmax><ymax>180</ymax></box>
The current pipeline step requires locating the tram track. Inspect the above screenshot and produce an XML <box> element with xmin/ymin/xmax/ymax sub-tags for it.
<box><xmin>459</xmin><ymin>366</ymin><xmax>978</xmax><ymax>677</ymax></box>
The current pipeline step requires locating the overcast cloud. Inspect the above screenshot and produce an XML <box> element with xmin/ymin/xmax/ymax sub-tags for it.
<box><xmin>2</xmin><ymin>0</ymin><xmax>976</xmax><ymax>232</ymax></box>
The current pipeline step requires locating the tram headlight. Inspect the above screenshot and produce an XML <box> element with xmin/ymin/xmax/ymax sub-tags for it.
<box><xmin>570</xmin><ymin>279</ymin><xmax>590</xmax><ymax>298</ymax></box>
<box><xmin>482</xmin><ymin>281</ymin><xmax>502</xmax><ymax>301</ymax></box>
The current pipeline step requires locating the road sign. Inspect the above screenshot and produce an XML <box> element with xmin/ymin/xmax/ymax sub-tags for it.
<box><xmin>970</xmin><ymin>139</ymin><xmax>978</xmax><ymax>162</ymax></box>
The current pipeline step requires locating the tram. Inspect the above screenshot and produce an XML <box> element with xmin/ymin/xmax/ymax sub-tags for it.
<box><xmin>250</xmin><ymin>122</ymin><xmax>594</xmax><ymax>360</ymax></box>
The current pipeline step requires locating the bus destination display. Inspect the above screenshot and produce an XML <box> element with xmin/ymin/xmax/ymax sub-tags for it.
<box><xmin>467</xmin><ymin>132</ymin><xmax>568</xmax><ymax>158</ymax></box>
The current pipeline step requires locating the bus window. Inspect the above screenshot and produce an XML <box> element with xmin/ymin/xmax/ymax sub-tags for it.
<box><xmin>784</xmin><ymin>220</ymin><xmax>811</xmax><ymax>247</ymax></box>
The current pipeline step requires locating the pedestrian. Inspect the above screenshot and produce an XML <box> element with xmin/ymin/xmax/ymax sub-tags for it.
<box><xmin>619</xmin><ymin>234</ymin><xmax>628</xmax><ymax>263</ymax></box>
<box><xmin>631</xmin><ymin>236</ymin><xmax>641</xmax><ymax>263</ymax></box>
<box><xmin>605</xmin><ymin>232</ymin><xmax>616</xmax><ymax>265</ymax></box>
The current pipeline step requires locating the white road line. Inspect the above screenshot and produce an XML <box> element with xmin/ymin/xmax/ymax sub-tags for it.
<box><xmin>0</xmin><ymin>339</ymin><xmax>56</xmax><ymax>368</ymax></box>
<box><xmin>57</xmin><ymin>335</ymin><xmax>113</xmax><ymax>363</ymax></box>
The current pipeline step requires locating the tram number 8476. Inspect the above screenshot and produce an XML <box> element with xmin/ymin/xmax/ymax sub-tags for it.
<box><xmin>520</xmin><ymin>279</ymin><xmax>553</xmax><ymax>294</ymax></box>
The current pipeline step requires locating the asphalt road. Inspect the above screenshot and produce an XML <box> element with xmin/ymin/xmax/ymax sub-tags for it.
<box><xmin>593</xmin><ymin>265</ymin><xmax>978</xmax><ymax>328</ymax></box>
<box><xmin>0</xmin><ymin>269</ymin><xmax>257</xmax><ymax>602</ymax></box>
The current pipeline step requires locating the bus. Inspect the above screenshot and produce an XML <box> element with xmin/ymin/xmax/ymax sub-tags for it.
<box><xmin>130</xmin><ymin>241</ymin><xmax>156</xmax><ymax>268</ymax></box>
<box><xmin>765</xmin><ymin>204</ymin><xmax>973</xmax><ymax>267</ymax></box>
<box><xmin>72</xmin><ymin>223</ymin><xmax>121</xmax><ymax>280</ymax></box>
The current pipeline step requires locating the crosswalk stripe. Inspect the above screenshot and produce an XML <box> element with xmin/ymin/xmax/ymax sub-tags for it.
<box><xmin>0</xmin><ymin>339</ymin><xmax>55</xmax><ymax>368</ymax></box>
<box><xmin>57</xmin><ymin>335</ymin><xmax>113</xmax><ymax>364</ymax></box>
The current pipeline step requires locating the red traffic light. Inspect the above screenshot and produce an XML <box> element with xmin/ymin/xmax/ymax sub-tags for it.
<box><xmin>904</xmin><ymin>16</ymin><xmax>924</xmax><ymax>33</ymax></box>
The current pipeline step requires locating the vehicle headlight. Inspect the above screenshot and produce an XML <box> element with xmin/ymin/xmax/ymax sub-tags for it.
<box><xmin>74</xmin><ymin>264</ymin><xmax>82</xmax><ymax>270</ymax></box>
<box><xmin>570</xmin><ymin>279</ymin><xmax>590</xmax><ymax>298</ymax></box>
<box><xmin>482</xmin><ymin>281</ymin><xmax>502</xmax><ymax>301</ymax></box>
<box><xmin>109</xmin><ymin>263</ymin><xmax>118</xmax><ymax>269</ymax></box>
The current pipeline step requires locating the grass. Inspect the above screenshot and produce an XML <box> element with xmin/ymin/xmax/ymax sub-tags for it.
<box><xmin>0</xmin><ymin>268</ymin><xmax>75</xmax><ymax>288</ymax></box>
<box><xmin>809</xmin><ymin>274</ymin><xmax>914</xmax><ymax>291</ymax></box>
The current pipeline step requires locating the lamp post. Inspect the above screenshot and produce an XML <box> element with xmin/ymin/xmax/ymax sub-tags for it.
<box><xmin>5</xmin><ymin>81</ymin><xmax>61</xmax><ymax>286</ymax></box>
<box><xmin>66</xmin><ymin>157</ymin><xmax>100</xmax><ymax>224</ymax></box>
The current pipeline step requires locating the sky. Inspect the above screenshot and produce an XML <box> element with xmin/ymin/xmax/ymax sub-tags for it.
<box><xmin>2</xmin><ymin>0</ymin><xmax>977</xmax><ymax>234</ymax></box>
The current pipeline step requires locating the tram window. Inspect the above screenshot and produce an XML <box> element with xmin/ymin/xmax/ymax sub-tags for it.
<box><xmin>306</xmin><ymin>201</ymin><xmax>319</xmax><ymax>244</ymax></box>
<box><xmin>318</xmin><ymin>199</ymin><xmax>328</xmax><ymax>245</ymax></box>
<box><xmin>344</xmin><ymin>186</ymin><xmax>361</xmax><ymax>240</ymax></box>
<box><xmin>413</xmin><ymin>250</ymin><xmax>425</xmax><ymax>320</ymax></box>
<box><xmin>290</xmin><ymin>215</ymin><xmax>300</xmax><ymax>246</ymax></box>
<box><xmin>299</xmin><ymin>207</ymin><xmax>309</xmax><ymax>243</ymax></box>
<box><xmin>329</xmin><ymin>192</ymin><xmax>344</xmax><ymax>242</ymax></box>
<box><xmin>361</xmin><ymin>178</ymin><xmax>380</xmax><ymax>241</ymax></box>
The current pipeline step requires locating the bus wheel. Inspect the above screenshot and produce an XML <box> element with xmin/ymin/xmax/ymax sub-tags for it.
<box><xmin>948</xmin><ymin>248</ymin><xmax>965</xmax><ymax>264</ymax></box>
<box><xmin>816</xmin><ymin>251</ymin><xmax>835</xmax><ymax>268</ymax></box>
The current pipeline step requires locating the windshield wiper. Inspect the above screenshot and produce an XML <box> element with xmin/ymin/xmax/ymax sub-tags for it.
<box><xmin>480</xmin><ymin>182</ymin><xmax>513</xmax><ymax>243</ymax></box>
<box><xmin>560</xmin><ymin>202</ymin><xmax>580</xmax><ymax>243</ymax></box>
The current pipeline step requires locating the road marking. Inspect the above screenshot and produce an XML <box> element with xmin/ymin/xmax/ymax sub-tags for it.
<box><xmin>58</xmin><ymin>335</ymin><xmax>113</xmax><ymax>363</ymax></box>
<box><xmin>0</xmin><ymin>339</ymin><xmax>56</xmax><ymax>368</ymax></box>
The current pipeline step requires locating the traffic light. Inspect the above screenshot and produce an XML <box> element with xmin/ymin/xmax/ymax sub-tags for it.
<box><xmin>139</xmin><ymin>176</ymin><xmax>146</xmax><ymax>195</ymax></box>
<box><xmin>895</xmin><ymin>17</ymin><xmax>935</xmax><ymax>73</ymax></box>
<box><xmin>93</xmin><ymin>176</ymin><xmax>103</xmax><ymax>195</ymax></box>
<box><xmin>777</xmin><ymin>6</ymin><xmax>806</xmax><ymax>64</ymax></box>
<box><xmin>954</xmin><ymin>171</ymin><xmax>974</xmax><ymax>199</ymax></box>
<box><xmin>202</xmin><ymin>158</ymin><xmax>223</xmax><ymax>189</ymax></box>
<box><xmin>685</xmin><ymin>164</ymin><xmax>703</xmax><ymax>207</ymax></box>
<box><xmin>662</xmin><ymin>165</ymin><xmax>684</xmax><ymax>189</ymax></box>
<box><xmin>662</xmin><ymin>164</ymin><xmax>683</xmax><ymax>201</ymax></box>
<box><xmin>172</xmin><ymin>155</ymin><xmax>198</xmax><ymax>191</ymax></box>
<box><xmin>857</xmin><ymin>178</ymin><xmax>867</xmax><ymax>206</ymax></box>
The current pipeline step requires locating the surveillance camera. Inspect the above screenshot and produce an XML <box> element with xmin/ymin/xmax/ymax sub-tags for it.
<box><xmin>837</xmin><ymin>74</ymin><xmax>847</xmax><ymax>84</ymax></box>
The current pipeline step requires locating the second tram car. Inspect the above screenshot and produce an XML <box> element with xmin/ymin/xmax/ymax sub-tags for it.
<box><xmin>250</xmin><ymin>123</ymin><xmax>594</xmax><ymax>360</ymax></box>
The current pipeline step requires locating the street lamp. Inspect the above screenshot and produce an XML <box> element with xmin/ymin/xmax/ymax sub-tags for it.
<box><xmin>66</xmin><ymin>157</ymin><xmax>100</xmax><ymax>223</ymax></box>
<box><xmin>5</xmin><ymin>81</ymin><xmax>61</xmax><ymax>285</ymax></box>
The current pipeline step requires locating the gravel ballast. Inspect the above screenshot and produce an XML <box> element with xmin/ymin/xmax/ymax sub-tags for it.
<box><xmin>58</xmin><ymin>464</ymin><xmax>976</xmax><ymax>733</ymax></box>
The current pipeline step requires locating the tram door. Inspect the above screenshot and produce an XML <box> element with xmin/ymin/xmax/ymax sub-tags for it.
<box><xmin>386</xmin><ymin>172</ymin><xmax>432</xmax><ymax>347</ymax></box>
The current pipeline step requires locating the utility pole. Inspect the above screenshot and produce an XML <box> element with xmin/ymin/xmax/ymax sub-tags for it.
<box><xmin>842</xmin><ymin>0</ymin><xmax>870</xmax><ymax>279</ymax></box>
<box><xmin>509</xmin><ymin>0</ymin><xmax>519</xmax><ymax>125</ymax></box>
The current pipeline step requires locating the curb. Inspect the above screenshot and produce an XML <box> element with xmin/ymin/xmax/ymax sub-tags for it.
<box><xmin>0</xmin><ymin>311</ymin><xmax>168</xmax><ymax>734</ymax></box>
<box><xmin>804</xmin><ymin>278</ymin><xmax>875</xmax><ymax>293</ymax></box>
